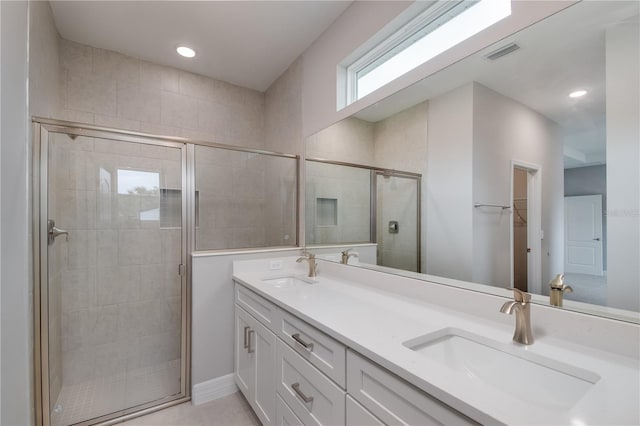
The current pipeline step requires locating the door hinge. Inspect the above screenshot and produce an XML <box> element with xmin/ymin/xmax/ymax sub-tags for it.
<box><xmin>178</xmin><ymin>264</ymin><xmax>186</xmax><ymax>276</ymax></box>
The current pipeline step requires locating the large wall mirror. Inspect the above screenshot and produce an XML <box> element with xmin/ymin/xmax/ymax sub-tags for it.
<box><xmin>305</xmin><ymin>1</ymin><xmax>639</xmax><ymax>322</ymax></box>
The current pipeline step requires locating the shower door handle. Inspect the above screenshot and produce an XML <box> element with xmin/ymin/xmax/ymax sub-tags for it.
<box><xmin>48</xmin><ymin>219</ymin><xmax>69</xmax><ymax>245</ymax></box>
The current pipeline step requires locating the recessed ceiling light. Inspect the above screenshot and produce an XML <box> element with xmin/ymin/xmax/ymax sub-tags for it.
<box><xmin>569</xmin><ymin>90</ymin><xmax>587</xmax><ymax>98</ymax></box>
<box><xmin>176</xmin><ymin>46</ymin><xmax>196</xmax><ymax>58</ymax></box>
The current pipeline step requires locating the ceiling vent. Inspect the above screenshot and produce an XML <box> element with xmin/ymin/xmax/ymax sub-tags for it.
<box><xmin>484</xmin><ymin>42</ymin><xmax>520</xmax><ymax>61</ymax></box>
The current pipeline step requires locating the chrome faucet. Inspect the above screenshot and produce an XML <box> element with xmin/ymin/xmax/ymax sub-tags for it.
<box><xmin>340</xmin><ymin>249</ymin><xmax>358</xmax><ymax>265</ymax></box>
<box><xmin>297</xmin><ymin>252</ymin><xmax>318</xmax><ymax>278</ymax></box>
<box><xmin>549</xmin><ymin>273</ymin><xmax>573</xmax><ymax>307</ymax></box>
<box><xmin>500</xmin><ymin>288</ymin><xmax>534</xmax><ymax>345</ymax></box>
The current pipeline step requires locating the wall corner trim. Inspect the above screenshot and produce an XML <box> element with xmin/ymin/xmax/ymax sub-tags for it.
<box><xmin>191</xmin><ymin>374</ymin><xmax>238</xmax><ymax>406</ymax></box>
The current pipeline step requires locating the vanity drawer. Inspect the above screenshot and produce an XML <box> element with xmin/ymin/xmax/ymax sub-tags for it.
<box><xmin>235</xmin><ymin>282</ymin><xmax>278</xmax><ymax>330</ymax></box>
<box><xmin>347</xmin><ymin>350</ymin><xmax>476</xmax><ymax>426</ymax></box>
<box><xmin>277</xmin><ymin>339</ymin><xmax>345</xmax><ymax>426</ymax></box>
<box><xmin>346</xmin><ymin>395</ymin><xmax>384</xmax><ymax>426</ymax></box>
<box><xmin>276</xmin><ymin>394</ymin><xmax>304</xmax><ymax>426</ymax></box>
<box><xmin>277</xmin><ymin>308</ymin><xmax>346</xmax><ymax>388</ymax></box>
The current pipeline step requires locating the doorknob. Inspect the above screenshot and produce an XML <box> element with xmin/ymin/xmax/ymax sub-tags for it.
<box><xmin>593</xmin><ymin>237</ymin><xmax>601</xmax><ymax>241</ymax></box>
<box><xmin>48</xmin><ymin>219</ymin><xmax>69</xmax><ymax>245</ymax></box>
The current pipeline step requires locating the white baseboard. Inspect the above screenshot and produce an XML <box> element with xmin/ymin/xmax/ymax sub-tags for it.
<box><xmin>192</xmin><ymin>373</ymin><xmax>238</xmax><ymax>405</ymax></box>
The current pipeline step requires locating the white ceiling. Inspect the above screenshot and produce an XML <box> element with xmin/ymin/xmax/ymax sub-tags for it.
<box><xmin>50</xmin><ymin>1</ymin><xmax>352</xmax><ymax>92</ymax></box>
<box><xmin>355</xmin><ymin>1</ymin><xmax>639</xmax><ymax>169</ymax></box>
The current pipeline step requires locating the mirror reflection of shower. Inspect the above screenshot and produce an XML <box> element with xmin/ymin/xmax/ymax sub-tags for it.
<box><xmin>305</xmin><ymin>159</ymin><xmax>421</xmax><ymax>274</ymax></box>
<box><xmin>375</xmin><ymin>172</ymin><xmax>420</xmax><ymax>272</ymax></box>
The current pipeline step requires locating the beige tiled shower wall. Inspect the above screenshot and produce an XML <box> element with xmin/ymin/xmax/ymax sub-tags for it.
<box><xmin>305</xmin><ymin>162</ymin><xmax>371</xmax><ymax>245</ymax></box>
<box><xmin>263</xmin><ymin>58</ymin><xmax>303</xmax><ymax>246</ymax></box>
<box><xmin>194</xmin><ymin>146</ymin><xmax>298</xmax><ymax>250</ymax></box>
<box><xmin>305</xmin><ymin>117</ymin><xmax>375</xmax><ymax>165</ymax></box>
<box><xmin>59</xmin><ymin>39</ymin><xmax>302</xmax><ymax>250</ymax></box>
<box><xmin>50</xmin><ymin>134</ymin><xmax>183</xmax><ymax>392</ymax></box>
<box><xmin>58</xmin><ymin>39</ymin><xmax>265</xmax><ymax>149</ymax></box>
<box><xmin>195</xmin><ymin>147</ymin><xmax>268</xmax><ymax>250</ymax></box>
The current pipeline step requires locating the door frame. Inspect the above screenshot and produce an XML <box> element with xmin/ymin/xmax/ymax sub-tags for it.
<box><xmin>32</xmin><ymin>120</ymin><xmax>192</xmax><ymax>426</ymax></box>
<box><xmin>509</xmin><ymin>160</ymin><xmax>542</xmax><ymax>295</ymax></box>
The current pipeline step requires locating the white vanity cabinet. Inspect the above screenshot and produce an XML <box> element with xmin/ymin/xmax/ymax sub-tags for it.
<box><xmin>347</xmin><ymin>351</ymin><xmax>476</xmax><ymax>425</ymax></box>
<box><xmin>234</xmin><ymin>282</ymin><xmax>472</xmax><ymax>426</ymax></box>
<box><xmin>234</xmin><ymin>294</ymin><xmax>278</xmax><ymax>425</ymax></box>
<box><xmin>276</xmin><ymin>339</ymin><xmax>345</xmax><ymax>425</ymax></box>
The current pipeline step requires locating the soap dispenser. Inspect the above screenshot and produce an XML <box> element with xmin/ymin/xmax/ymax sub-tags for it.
<box><xmin>549</xmin><ymin>273</ymin><xmax>573</xmax><ymax>307</ymax></box>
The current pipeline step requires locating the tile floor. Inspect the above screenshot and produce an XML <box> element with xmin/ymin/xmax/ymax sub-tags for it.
<box><xmin>120</xmin><ymin>392</ymin><xmax>260</xmax><ymax>426</ymax></box>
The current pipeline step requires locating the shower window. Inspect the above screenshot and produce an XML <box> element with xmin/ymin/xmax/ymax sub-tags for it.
<box><xmin>194</xmin><ymin>145</ymin><xmax>298</xmax><ymax>250</ymax></box>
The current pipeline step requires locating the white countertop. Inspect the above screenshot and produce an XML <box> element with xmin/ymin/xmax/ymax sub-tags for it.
<box><xmin>233</xmin><ymin>264</ymin><xmax>640</xmax><ymax>425</ymax></box>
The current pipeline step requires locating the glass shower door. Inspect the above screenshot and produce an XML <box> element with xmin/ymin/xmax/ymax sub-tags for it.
<box><xmin>44</xmin><ymin>132</ymin><xmax>186</xmax><ymax>426</ymax></box>
<box><xmin>375</xmin><ymin>172</ymin><xmax>420</xmax><ymax>272</ymax></box>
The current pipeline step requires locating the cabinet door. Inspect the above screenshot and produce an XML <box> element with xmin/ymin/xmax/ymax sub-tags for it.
<box><xmin>252</xmin><ymin>316</ymin><xmax>277</xmax><ymax>426</ymax></box>
<box><xmin>276</xmin><ymin>394</ymin><xmax>304</xmax><ymax>426</ymax></box>
<box><xmin>346</xmin><ymin>395</ymin><xmax>384</xmax><ymax>426</ymax></box>
<box><xmin>235</xmin><ymin>307</ymin><xmax>254</xmax><ymax>399</ymax></box>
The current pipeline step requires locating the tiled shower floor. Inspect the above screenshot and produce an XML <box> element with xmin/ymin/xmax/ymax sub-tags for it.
<box><xmin>51</xmin><ymin>360</ymin><xmax>181</xmax><ymax>426</ymax></box>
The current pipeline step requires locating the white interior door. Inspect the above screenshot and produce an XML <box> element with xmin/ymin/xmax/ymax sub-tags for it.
<box><xmin>564</xmin><ymin>195</ymin><xmax>603</xmax><ymax>275</ymax></box>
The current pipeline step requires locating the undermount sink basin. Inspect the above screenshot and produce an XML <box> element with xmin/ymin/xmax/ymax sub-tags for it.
<box><xmin>261</xmin><ymin>275</ymin><xmax>316</xmax><ymax>288</ymax></box>
<box><xmin>403</xmin><ymin>328</ymin><xmax>600</xmax><ymax>409</ymax></box>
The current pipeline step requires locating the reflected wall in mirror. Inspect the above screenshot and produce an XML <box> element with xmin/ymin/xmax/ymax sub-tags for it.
<box><xmin>305</xmin><ymin>0</ymin><xmax>639</xmax><ymax>320</ymax></box>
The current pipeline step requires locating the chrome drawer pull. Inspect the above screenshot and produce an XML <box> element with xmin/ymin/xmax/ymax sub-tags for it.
<box><xmin>247</xmin><ymin>330</ymin><xmax>255</xmax><ymax>353</ymax></box>
<box><xmin>291</xmin><ymin>333</ymin><xmax>314</xmax><ymax>351</ymax></box>
<box><xmin>291</xmin><ymin>382</ymin><xmax>313</xmax><ymax>403</ymax></box>
<box><xmin>243</xmin><ymin>326</ymin><xmax>250</xmax><ymax>349</ymax></box>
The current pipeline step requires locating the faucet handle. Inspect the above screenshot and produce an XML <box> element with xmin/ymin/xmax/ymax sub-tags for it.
<box><xmin>512</xmin><ymin>288</ymin><xmax>531</xmax><ymax>303</ymax></box>
<box><xmin>300</xmin><ymin>251</ymin><xmax>315</xmax><ymax>259</ymax></box>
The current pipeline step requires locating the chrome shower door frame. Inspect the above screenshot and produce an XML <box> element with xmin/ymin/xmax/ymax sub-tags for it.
<box><xmin>372</xmin><ymin>169</ymin><xmax>422</xmax><ymax>273</ymax></box>
<box><xmin>32</xmin><ymin>119</ymin><xmax>192</xmax><ymax>426</ymax></box>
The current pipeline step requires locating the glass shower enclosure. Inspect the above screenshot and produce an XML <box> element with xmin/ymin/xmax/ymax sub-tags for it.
<box><xmin>375</xmin><ymin>171</ymin><xmax>421</xmax><ymax>272</ymax></box>
<box><xmin>33</xmin><ymin>122</ymin><xmax>190</xmax><ymax>426</ymax></box>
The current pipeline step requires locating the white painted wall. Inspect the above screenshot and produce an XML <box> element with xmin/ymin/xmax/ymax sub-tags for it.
<box><xmin>191</xmin><ymin>248</ymin><xmax>303</xmax><ymax>386</ymax></box>
<box><xmin>472</xmin><ymin>83</ymin><xmax>563</xmax><ymax>290</ymax></box>
<box><xmin>29</xmin><ymin>1</ymin><xmax>60</xmax><ymax>119</ymax></box>
<box><xmin>301</xmin><ymin>1</ymin><xmax>412</xmax><ymax>137</ymax></box>
<box><xmin>425</xmin><ymin>84</ymin><xmax>474</xmax><ymax>281</ymax></box>
<box><xmin>29</xmin><ymin>1</ymin><xmax>62</xmax><ymax>409</ymax></box>
<box><xmin>1</xmin><ymin>1</ymin><xmax>32</xmax><ymax>424</ymax></box>
<box><xmin>606</xmin><ymin>23</ymin><xmax>640</xmax><ymax>311</ymax></box>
